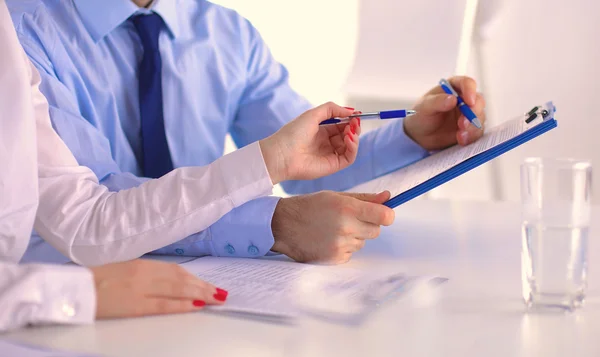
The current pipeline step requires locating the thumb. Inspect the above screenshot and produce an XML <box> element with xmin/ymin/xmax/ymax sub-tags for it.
<box><xmin>309</xmin><ymin>101</ymin><xmax>354</xmax><ymax>125</ymax></box>
<box><xmin>340</xmin><ymin>191</ymin><xmax>391</xmax><ymax>204</ymax></box>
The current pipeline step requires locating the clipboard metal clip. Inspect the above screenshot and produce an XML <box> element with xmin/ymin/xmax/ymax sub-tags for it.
<box><xmin>525</xmin><ymin>105</ymin><xmax>550</xmax><ymax>124</ymax></box>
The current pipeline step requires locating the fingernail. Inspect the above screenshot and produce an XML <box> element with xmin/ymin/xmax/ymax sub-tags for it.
<box><xmin>460</xmin><ymin>131</ymin><xmax>469</xmax><ymax>143</ymax></box>
<box><xmin>347</xmin><ymin>133</ymin><xmax>354</xmax><ymax>142</ymax></box>
<box><xmin>350</xmin><ymin>125</ymin><xmax>356</xmax><ymax>135</ymax></box>
<box><xmin>193</xmin><ymin>300</ymin><xmax>205</xmax><ymax>307</ymax></box>
<box><xmin>344</xmin><ymin>106</ymin><xmax>355</xmax><ymax>111</ymax></box>
<box><xmin>470</xmin><ymin>94</ymin><xmax>477</xmax><ymax>105</ymax></box>
<box><xmin>357</xmin><ymin>117</ymin><xmax>361</xmax><ymax>126</ymax></box>
<box><xmin>214</xmin><ymin>288</ymin><xmax>228</xmax><ymax>301</ymax></box>
<box><xmin>463</xmin><ymin>118</ymin><xmax>470</xmax><ymax>128</ymax></box>
<box><xmin>446</xmin><ymin>95</ymin><xmax>455</xmax><ymax>105</ymax></box>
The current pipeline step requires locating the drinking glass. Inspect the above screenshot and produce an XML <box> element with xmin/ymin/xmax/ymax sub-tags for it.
<box><xmin>521</xmin><ymin>158</ymin><xmax>592</xmax><ymax>311</ymax></box>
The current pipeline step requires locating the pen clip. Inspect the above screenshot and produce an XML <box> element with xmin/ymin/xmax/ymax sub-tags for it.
<box><xmin>439</xmin><ymin>78</ymin><xmax>459</xmax><ymax>97</ymax></box>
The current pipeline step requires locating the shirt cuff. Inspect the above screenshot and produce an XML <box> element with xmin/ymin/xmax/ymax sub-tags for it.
<box><xmin>371</xmin><ymin>119</ymin><xmax>430</xmax><ymax>178</ymax></box>
<box><xmin>35</xmin><ymin>264</ymin><xmax>96</xmax><ymax>326</ymax></box>
<box><xmin>149</xmin><ymin>197</ymin><xmax>281</xmax><ymax>259</ymax></box>
<box><xmin>217</xmin><ymin>141</ymin><xmax>273</xmax><ymax>207</ymax></box>
<box><xmin>150</xmin><ymin>229</ymin><xmax>211</xmax><ymax>257</ymax></box>
<box><xmin>208</xmin><ymin>196</ymin><xmax>280</xmax><ymax>258</ymax></box>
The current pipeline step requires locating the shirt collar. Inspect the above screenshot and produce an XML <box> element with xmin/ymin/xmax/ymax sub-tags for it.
<box><xmin>152</xmin><ymin>0</ymin><xmax>180</xmax><ymax>39</ymax></box>
<box><xmin>74</xmin><ymin>0</ymin><xmax>180</xmax><ymax>42</ymax></box>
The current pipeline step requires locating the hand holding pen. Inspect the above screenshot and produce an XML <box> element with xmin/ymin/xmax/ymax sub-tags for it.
<box><xmin>403</xmin><ymin>76</ymin><xmax>487</xmax><ymax>150</ymax></box>
<box><xmin>260</xmin><ymin>102</ymin><xmax>361</xmax><ymax>183</ymax></box>
<box><xmin>439</xmin><ymin>78</ymin><xmax>482</xmax><ymax>129</ymax></box>
<box><xmin>317</xmin><ymin>77</ymin><xmax>485</xmax><ymax>150</ymax></box>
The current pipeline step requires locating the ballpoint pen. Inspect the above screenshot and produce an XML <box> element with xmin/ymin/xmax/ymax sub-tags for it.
<box><xmin>319</xmin><ymin>109</ymin><xmax>417</xmax><ymax>126</ymax></box>
<box><xmin>439</xmin><ymin>78</ymin><xmax>482</xmax><ymax>129</ymax></box>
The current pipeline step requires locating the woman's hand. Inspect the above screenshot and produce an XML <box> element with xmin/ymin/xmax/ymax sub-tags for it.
<box><xmin>260</xmin><ymin>102</ymin><xmax>361</xmax><ymax>184</ymax></box>
<box><xmin>91</xmin><ymin>259</ymin><xmax>228</xmax><ymax>319</ymax></box>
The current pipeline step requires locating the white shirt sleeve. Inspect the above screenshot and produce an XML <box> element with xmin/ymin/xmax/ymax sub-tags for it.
<box><xmin>0</xmin><ymin>0</ymin><xmax>96</xmax><ymax>332</ymax></box>
<box><xmin>0</xmin><ymin>0</ymin><xmax>38</xmax><ymax>263</ymax></box>
<box><xmin>0</xmin><ymin>261</ymin><xmax>96</xmax><ymax>333</ymax></box>
<box><xmin>30</xmin><ymin>64</ymin><xmax>273</xmax><ymax>267</ymax></box>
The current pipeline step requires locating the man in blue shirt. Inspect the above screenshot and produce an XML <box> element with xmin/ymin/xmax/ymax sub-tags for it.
<box><xmin>8</xmin><ymin>0</ymin><xmax>486</xmax><ymax>264</ymax></box>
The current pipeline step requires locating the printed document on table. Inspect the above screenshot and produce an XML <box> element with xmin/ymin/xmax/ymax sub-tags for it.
<box><xmin>181</xmin><ymin>257</ymin><xmax>446</xmax><ymax>320</ymax></box>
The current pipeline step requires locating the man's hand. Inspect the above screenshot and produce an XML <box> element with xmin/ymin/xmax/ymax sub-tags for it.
<box><xmin>271</xmin><ymin>191</ymin><xmax>395</xmax><ymax>264</ymax></box>
<box><xmin>403</xmin><ymin>76</ymin><xmax>487</xmax><ymax>151</ymax></box>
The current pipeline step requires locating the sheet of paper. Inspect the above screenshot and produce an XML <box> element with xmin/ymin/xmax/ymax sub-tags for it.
<box><xmin>181</xmin><ymin>257</ymin><xmax>439</xmax><ymax>319</ymax></box>
<box><xmin>184</xmin><ymin>257</ymin><xmax>311</xmax><ymax>318</ymax></box>
<box><xmin>0</xmin><ymin>340</ymin><xmax>96</xmax><ymax>357</ymax></box>
<box><xmin>349</xmin><ymin>113</ymin><xmax>537</xmax><ymax>197</ymax></box>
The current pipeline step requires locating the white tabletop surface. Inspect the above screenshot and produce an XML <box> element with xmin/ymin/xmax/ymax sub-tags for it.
<box><xmin>4</xmin><ymin>200</ymin><xmax>600</xmax><ymax>357</ymax></box>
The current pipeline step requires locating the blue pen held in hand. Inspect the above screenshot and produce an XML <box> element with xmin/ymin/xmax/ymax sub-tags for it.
<box><xmin>319</xmin><ymin>109</ymin><xmax>417</xmax><ymax>126</ymax></box>
<box><xmin>439</xmin><ymin>78</ymin><xmax>482</xmax><ymax>129</ymax></box>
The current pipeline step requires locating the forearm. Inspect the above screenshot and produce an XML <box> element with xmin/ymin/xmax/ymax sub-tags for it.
<box><xmin>35</xmin><ymin>140</ymin><xmax>273</xmax><ymax>266</ymax></box>
<box><xmin>0</xmin><ymin>261</ymin><xmax>95</xmax><ymax>332</ymax></box>
<box><xmin>280</xmin><ymin>119</ymin><xmax>429</xmax><ymax>194</ymax></box>
<box><xmin>43</xmin><ymin>135</ymin><xmax>281</xmax><ymax>263</ymax></box>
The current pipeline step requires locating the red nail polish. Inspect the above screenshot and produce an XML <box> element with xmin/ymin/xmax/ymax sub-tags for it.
<box><xmin>357</xmin><ymin>117</ymin><xmax>361</xmax><ymax>126</ymax></box>
<box><xmin>214</xmin><ymin>293</ymin><xmax>227</xmax><ymax>302</ymax></box>
<box><xmin>347</xmin><ymin>133</ymin><xmax>354</xmax><ymax>142</ymax></box>
<box><xmin>344</xmin><ymin>106</ymin><xmax>355</xmax><ymax>111</ymax></box>
<box><xmin>193</xmin><ymin>300</ymin><xmax>205</xmax><ymax>307</ymax></box>
<box><xmin>214</xmin><ymin>288</ymin><xmax>228</xmax><ymax>302</ymax></box>
<box><xmin>350</xmin><ymin>125</ymin><xmax>356</xmax><ymax>135</ymax></box>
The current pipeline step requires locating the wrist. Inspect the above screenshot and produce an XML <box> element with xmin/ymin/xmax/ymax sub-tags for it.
<box><xmin>402</xmin><ymin>115</ymin><xmax>420</xmax><ymax>146</ymax></box>
<box><xmin>259</xmin><ymin>136</ymin><xmax>288</xmax><ymax>185</ymax></box>
<box><xmin>270</xmin><ymin>197</ymin><xmax>299</xmax><ymax>254</ymax></box>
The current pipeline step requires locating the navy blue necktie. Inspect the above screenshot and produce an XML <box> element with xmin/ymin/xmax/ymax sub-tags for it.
<box><xmin>132</xmin><ymin>13</ymin><xmax>173</xmax><ymax>178</ymax></box>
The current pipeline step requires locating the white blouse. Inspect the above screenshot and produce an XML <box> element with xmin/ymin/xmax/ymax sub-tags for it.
<box><xmin>0</xmin><ymin>0</ymin><xmax>273</xmax><ymax>331</ymax></box>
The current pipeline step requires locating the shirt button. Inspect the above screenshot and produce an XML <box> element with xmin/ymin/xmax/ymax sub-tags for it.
<box><xmin>62</xmin><ymin>302</ymin><xmax>76</xmax><ymax>318</ymax></box>
<box><xmin>175</xmin><ymin>248</ymin><xmax>184</xmax><ymax>255</ymax></box>
<box><xmin>248</xmin><ymin>245</ymin><xmax>259</xmax><ymax>256</ymax></box>
<box><xmin>225</xmin><ymin>244</ymin><xmax>235</xmax><ymax>255</ymax></box>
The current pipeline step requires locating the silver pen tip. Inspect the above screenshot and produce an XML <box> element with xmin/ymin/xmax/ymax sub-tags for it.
<box><xmin>472</xmin><ymin>117</ymin><xmax>483</xmax><ymax>129</ymax></box>
<box><xmin>407</xmin><ymin>110</ymin><xmax>417</xmax><ymax>116</ymax></box>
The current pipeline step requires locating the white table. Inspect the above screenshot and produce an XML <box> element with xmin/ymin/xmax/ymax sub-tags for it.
<box><xmin>5</xmin><ymin>200</ymin><xmax>600</xmax><ymax>357</ymax></box>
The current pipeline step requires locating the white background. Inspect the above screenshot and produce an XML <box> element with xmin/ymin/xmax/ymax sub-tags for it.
<box><xmin>212</xmin><ymin>0</ymin><xmax>599</xmax><ymax>203</ymax></box>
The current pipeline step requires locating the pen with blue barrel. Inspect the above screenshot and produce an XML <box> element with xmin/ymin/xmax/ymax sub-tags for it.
<box><xmin>439</xmin><ymin>78</ymin><xmax>482</xmax><ymax>129</ymax></box>
<box><xmin>319</xmin><ymin>109</ymin><xmax>417</xmax><ymax>125</ymax></box>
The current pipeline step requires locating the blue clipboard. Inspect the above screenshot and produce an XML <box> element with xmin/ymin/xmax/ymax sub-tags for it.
<box><xmin>384</xmin><ymin>102</ymin><xmax>558</xmax><ymax>208</ymax></box>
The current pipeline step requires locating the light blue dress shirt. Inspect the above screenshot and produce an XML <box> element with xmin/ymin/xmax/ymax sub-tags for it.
<box><xmin>8</xmin><ymin>0</ymin><xmax>428</xmax><ymax>263</ymax></box>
